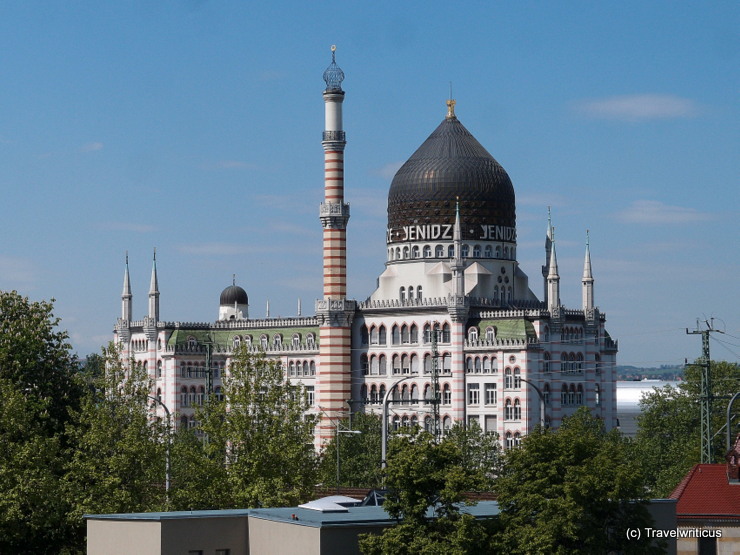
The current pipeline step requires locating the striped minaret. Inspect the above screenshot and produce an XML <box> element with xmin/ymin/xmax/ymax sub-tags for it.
<box><xmin>316</xmin><ymin>46</ymin><xmax>354</xmax><ymax>446</ymax></box>
<box><xmin>448</xmin><ymin>199</ymin><xmax>469</xmax><ymax>424</ymax></box>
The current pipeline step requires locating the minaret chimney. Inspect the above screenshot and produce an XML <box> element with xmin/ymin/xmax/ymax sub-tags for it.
<box><xmin>451</xmin><ymin>199</ymin><xmax>465</xmax><ymax>298</ymax></box>
<box><xmin>122</xmin><ymin>251</ymin><xmax>132</xmax><ymax>321</ymax></box>
<box><xmin>582</xmin><ymin>231</ymin><xmax>594</xmax><ymax>313</ymax></box>
<box><xmin>546</xmin><ymin>230</ymin><xmax>560</xmax><ymax>315</ymax></box>
<box><xmin>542</xmin><ymin>207</ymin><xmax>553</xmax><ymax>305</ymax></box>
<box><xmin>148</xmin><ymin>248</ymin><xmax>159</xmax><ymax>322</ymax></box>
<box><xmin>316</xmin><ymin>46</ymin><xmax>354</xmax><ymax>447</ymax></box>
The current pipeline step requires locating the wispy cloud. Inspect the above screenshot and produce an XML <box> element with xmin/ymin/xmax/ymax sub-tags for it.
<box><xmin>177</xmin><ymin>243</ymin><xmax>269</xmax><ymax>256</ymax></box>
<box><xmin>0</xmin><ymin>256</ymin><xmax>36</xmax><ymax>286</ymax></box>
<box><xmin>80</xmin><ymin>141</ymin><xmax>104</xmax><ymax>153</ymax></box>
<box><xmin>200</xmin><ymin>160</ymin><xmax>256</xmax><ymax>170</ymax></box>
<box><xmin>616</xmin><ymin>200</ymin><xmax>712</xmax><ymax>224</ymax></box>
<box><xmin>99</xmin><ymin>222</ymin><xmax>157</xmax><ymax>233</ymax></box>
<box><xmin>372</xmin><ymin>161</ymin><xmax>404</xmax><ymax>180</ymax></box>
<box><xmin>575</xmin><ymin>94</ymin><xmax>701</xmax><ymax>121</ymax></box>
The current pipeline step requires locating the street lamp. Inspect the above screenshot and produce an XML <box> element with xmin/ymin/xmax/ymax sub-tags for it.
<box><xmin>381</xmin><ymin>374</ymin><xmax>417</xmax><ymax>470</ymax></box>
<box><xmin>519</xmin><ymin>377</ymin><xmax>546</xmax><ymax>429</ymax></box>
<box><xmin>148</xmin><ymin>395</ymin><xmax>171</xmax><ymax>502</ymax></box>
<box><xmin>336</xmin><ymin>424</ymin><xmax>361</xmax><ymax>493</ymax></box>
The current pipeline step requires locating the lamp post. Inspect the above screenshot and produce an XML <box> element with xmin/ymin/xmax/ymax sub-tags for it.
<box><xmin>381</xmin><ymin>375</ymin><xmax>417</xmax><ymax>470</ymax></box>
<box><xmin>148</xmin><ymin>395</ymin><xmax>171</xmax><ymax>502</ymax></box>
<box><xmin>519</xmin><ymin>377</ymin><xmax>546</xmax><ymax>429</ymax></box>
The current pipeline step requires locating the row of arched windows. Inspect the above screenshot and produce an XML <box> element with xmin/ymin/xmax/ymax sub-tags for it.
<box><xmin>465</xmin><ymin>356</ymin><xmax>498</xmax><ymax>373</ymax></box>
<box><xmin>399</xmin><ymin>286</ymin><xmax>423</xmax><ymax>302</ymax></box>
<box><xmin>388</xmin><ymin>243</ymin><xmax>516</xmax><ymax>261</ymax></box>
<box><xmin>288</xmin><ymin>360</ymin><xmax>316</xmax><ymax>377</ymax></box>
<box><xmin>361</xmin><ymin>322</ymin><xmax>451</xmax><ymax>346</ymax></box>
<box><xmin>504</xmin><ymin>398</ymin><xmax>522</xmax><ymax>420</ymax></box>
<box><xmin>361</xmin><ymin>382</ymin><xmax>453</xmax><ymax>406</ymax></box>
<box><xmin>467</xmin><ymin>327</ymin><xmax>497</xmax><ymax>343</ymax></box>
<box><xmin>231</xmin><ymin>333</ymin><xmax>316</xmax><ymax>350</ymax></box>
<box><xmin>361</xmin><ymin>353</ymin><xmax>453</xmax><ymax>376</ymax></box>
<box><xmin>179</xmin><ymin>385</ymin><xmax>224</xmax><ymax>408</ymax></box>
<box><xmin>179</xmin><ymin>361</ymin><xmax>224</xmax><ymax>379</ymax></box>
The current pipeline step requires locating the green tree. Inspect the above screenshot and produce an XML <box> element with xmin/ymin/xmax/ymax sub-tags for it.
<box><xmin>359</xmin><ymin>431</ymin><xmax>494</xmax><ymax>555</ymax></box>
<box><xmin>0</xmin><ymin>379</ymin><xmax>73</xmax><ymax>553</ymax></box>
<box><xmin>635</xmin><ymin>360</ymin><xmax>740</xmax><ymax>497</ymax></box>
<box><xmin>194</xmin><ymin>349</ymin><xmax>319</xmax><ymax>508</ymax></box>
<box><xmin>318</xmin><ymin>412</ymin><xmax>384</xmax><ymax>489</ymax></box>
<box><xmin>63</xmin><ymin>343</ymin><xmax>167</xmax><ymax>546</ymax></box>
<box><xmin>0</xmin><ymin>290</ymin><xmax>80</xmax><ymax>435</ymax></box>
<box><xmin>494</xmin><ymin>408</ymin><xmax>656</xmax><ymax>554</ymax></box>
<box><xmin>444</xmin><ymin>421</ymin><xmax>502</xmax><ymax>490</ymax></box>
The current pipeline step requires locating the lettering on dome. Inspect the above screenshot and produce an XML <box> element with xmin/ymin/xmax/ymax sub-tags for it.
<box><xmin>386</xmin><ymin>224</ymin><xmax>516</xmax><ymax>244</ymax></box>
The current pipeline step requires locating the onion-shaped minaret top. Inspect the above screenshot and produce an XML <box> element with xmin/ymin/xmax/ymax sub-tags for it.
<box><xmin>323</xmin><ymin>45</ymin><xmax>344</xmax><ymax>91</ymax></box>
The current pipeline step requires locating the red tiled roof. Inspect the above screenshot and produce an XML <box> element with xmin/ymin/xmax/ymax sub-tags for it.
<box><xmin>669</xmin><ymin>464</ymin><xmax>740</xmax><ymax>520</ymax></box>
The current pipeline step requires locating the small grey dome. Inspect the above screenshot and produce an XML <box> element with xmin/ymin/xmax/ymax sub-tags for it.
<box><xmin>220</xmin><ymin>284</ymin><xmax>248</xmax><ymax>306</ymax></box>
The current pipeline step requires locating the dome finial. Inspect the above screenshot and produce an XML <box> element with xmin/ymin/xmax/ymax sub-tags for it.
<box><xmin>323</xmin><ymin>45</ymin><xmax>344</xmax><ymax>91</ymax></box>
<box><xmin>446</xmin><ymin>98</ymin><xmax>457</xmax><ymax>119</ymax></box>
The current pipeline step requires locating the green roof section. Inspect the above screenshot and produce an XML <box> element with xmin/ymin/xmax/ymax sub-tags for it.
<box><xmin>167</xmin><ymin>326</ymin><xmax>320</xmax><ymax>349</ymax></box>
<box><xmin>469</xmin><ymin>318</ymin><xmax>537</xmax><ymax>341</ymax></box>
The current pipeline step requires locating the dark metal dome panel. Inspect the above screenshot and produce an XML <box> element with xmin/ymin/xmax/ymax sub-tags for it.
<box><xmin>220</xmin><ymin>285</ymin><xmax>248</xmax><ymax>306</ymax></box>
<box><xmin>387</xmin><ymin>116</ymin><xmax>516</xmax><ymax>243</ymax></box>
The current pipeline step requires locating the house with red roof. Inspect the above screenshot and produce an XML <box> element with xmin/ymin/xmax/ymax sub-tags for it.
<box><xmin>670</xmin><ymin>435</ymin><xmax>740</xmax><ymax>554</ymax></box>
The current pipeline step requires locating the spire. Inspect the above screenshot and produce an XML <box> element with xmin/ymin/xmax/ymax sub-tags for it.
<box><xmin>451</xmin><ymin>198</ymin><xmax>465</xmax><ymax>298</ymax></box>
<box><xmin>543</xmin><ymin>207</ymin><xmax>554</xmax><ymax>304</ymax></box>
<box><xmin>582</xmin><ymin>230</ymin><xmax>595</xmax><ymax>313</ymax></box>
<box><xmin>546</xmin><ymin>229</ymin><xmax>560</xmax><ymax>314</ymax></box>
<box><xmin>148</xmin><ymin>248</ymin><xmax>159</xmax><ymax>321</ymax></box>
<box><xmin>266</xmin><ymin>299</ymin><xmax>270</xmax><ymax>319</ymax></box>
<box><xmin>122</xmin><ymin>251</ymin><xmax>132</xmax><ymax>321</ymax></box>
<box><xmin>298</xmin><ymin>297</ymin><xmax>302</xmax><ymax>317</ymax></box>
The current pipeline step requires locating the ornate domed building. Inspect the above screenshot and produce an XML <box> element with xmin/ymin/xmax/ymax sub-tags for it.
<box><xmin>114</xmin><ymin>51</ymin><xmax>617</xmax><ymax>447</ymax></box>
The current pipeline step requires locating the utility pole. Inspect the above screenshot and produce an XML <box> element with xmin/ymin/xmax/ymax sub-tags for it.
<box><xmin>686</xmin><ymin>319</ymin><xmax>719</xmax><ymax>463</ymax></box>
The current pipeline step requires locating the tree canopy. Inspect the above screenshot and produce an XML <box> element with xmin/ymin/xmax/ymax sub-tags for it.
<box><xmin>494</xmin><ymin>408</ymin><xmax>657</xmax><ymax>554</ymax></box>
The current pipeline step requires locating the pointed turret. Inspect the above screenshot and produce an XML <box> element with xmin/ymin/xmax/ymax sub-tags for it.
<box><xmin>266</xmin><ymin>299</ymin><xmax>270</xmax><ymax>319</ymax></box>
<box><xmin>451</xmin><ymin>199</ymin><xmax>465</xmax><ymax>297</ymax></box>
<box><xmin>582</xmin><ymin>231</ymin><xmax>594</xmax><ymax>313</ymax></box>
<box><xmin>122</xmin><ymin>252</ymin><xmax>132</xmax><ymax>321</ymax></box>
<box><xmin>148</xmin><ymin>248</ymin><xmax>159</xmax><ymax>321</ymax></box>
<box><xmin>542</xmin><ymin>207</ymin><xmax>553</xmax><ymax>304</ymax></box>
<box><xmin>546</xmin><ymin>229</ymin><xmax>560</xmax><ymax>314</ymax></box>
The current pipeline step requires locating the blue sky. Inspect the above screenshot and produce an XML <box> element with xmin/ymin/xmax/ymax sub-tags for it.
<box><xmin>0</xmin><ymin>1</ymin><xmax>737</xmax><ymax>367</ymax></box>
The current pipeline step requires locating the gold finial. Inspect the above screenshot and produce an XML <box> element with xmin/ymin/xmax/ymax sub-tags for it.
<box><xmin>446</xmin><ymin>98</ymin><xmax>456</xmax><ymax>119</ymax></box>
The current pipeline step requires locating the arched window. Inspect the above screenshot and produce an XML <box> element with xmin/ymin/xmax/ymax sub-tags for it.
<box><xmin>361</xmin><ymin>354</ymin><xmax>369</xmax><ymax>375</ymax></box>
<box><xmin>442</xmin><ymin>323</ymin><xmax>451</xmax><ymax>342</ymax></box>
<box><xmin>379</xmin><ymin>384</ymin><xmax>386</xmax><ymax>400</ymax></box>
<box><xmin>361</xmin><ymin>326</ymin><xmax>369</xmax><ymax>345</ymax></box>
<box><xmin>514</xmin><ymin>432</ymin><xmax>522</xmax><ymax>447</ymax></box>
<box><xmin>180</xmin><ymin>362</ymin><xmax>186</xmax><ymax>378</ymax></box>
<box><xmin>306</xmin><ymin>334</ymin><xmax>315</xmax><ymax>348</ymax></box>
<box><xmin>595</xmin><ymin>353</ymin><xmax>601</xmax><ymax>374</ymax></box>
<box><xmin>442</xmin><ymin>384</ymin><xmax>451</xmax><ymax>405</ymax></box>
<box><xmin>407</xmin><ymin>287</ymin><xmax>414</xmax><ymax>301</ymax></box>
<box><xmin>484</xmin><ymin>245</ymin><xmax>492</xmax><ymax>258</ymax></box>
<box><xmin>392</xmin><ymin>325</ymin><xmax>400</xmax><ymax>345</ymax></box>
<box><xmin>466</xmin><ymin>357</ymin><xmax>474</xmax><ymax>373</ymax></box>
<box><xmin>392</xmin><ymin>416</ymin><xmax>400</xmax><ymax>431</ymax></box>
<box><xmin>485</xmin><ymin>327</ymin><xmax>495</xmax><ymax>343</ymax></box>
<box><xmin>410</xmin><ymin>324</ymin><xmax>418</xmax><ymax>343</ymax></box>
<box><xmin>402</xmin><ymin>415</ymin><xmax>410</xmax><ymax>428</ymax></box>
<box><xmin>392</xmin><ymin>355</ymin><xmax>401</xmax><ymax>375</ymax></box>
<box><xmin>370</xmin><ymin>355</ymin><xmax>379</xmax><ymax>375</ymax></box>
<box><xmin>401</xmin><ymin>354</ymin><xmax>410</xmax><ymax>374</ymax></box>
<box><xmin>505</xmin><ymin>431</ymin><xmax>513</xmax><ymax>448</ymax></box>
<box><xmin>544</xmin><ymin>352</ymin><xmax>551</xmax><ymax>373</ymax></box>
<box><xmin>504</xmin><ymin>368</ymin><xmax>512</xmax><ymax>389</ymax></box>
<box><xmin>423</xmin><ymin>245</ymin><xmax>432</xmax><ymax>258</ymax></box>
<box><xmin>412</xmin><ymin>246</ymin><xmax>420</xmax><ymax>258</ymax></box>
<box><xmin>495</xmin><ymin>246</ymin><xmax>501</xmax><ymax>258</ymax></box>
<box><xmin>475</xmin><ymin>357</ymin><xmax>482</xmax><ymax>373</ymax></box>
<box><xmin>197</xmin><ymin>386</ymin><xmax>205</xmax><ymax>406</ymax></box>
<box><xmin>576</xmin><ymin>384</ymin><xmax>584</xmax><ymax>405</ymax></box>
<box><xmin>505</xmin><ymin>399</ymin><xmax>513</xmax><ymax>420</ymax></box>
<box><xmin>189</xmin><ymin>386</ymin><xmax>197</xmax><ymax>406</ymax></box>
<box><xmin>378</xmin><ymin>325</ymin><xmax>387</xmax><ymax>345</ymax></box>
<box><xmin>461</xmin><ymin>244</ymin><xmax>469</xmax><ymax>257</ymax></box>
<box><xmin>399</xmin><ymin>287</ymin><xmax>406</xmax><ymax>302</ymax></box>
<box><xmin>568</xmin><ymin>385</ymin><xmax>576</xmax><ymax>405</ymax></box>
<box><xmin>273</xmin><ymin>334</ymin><xmax>282</xmax><ymax>349</ymax></box>
<box><xmin>576</xmin><ymin>352</ymin><xmax>584</xmax><ymax>372</ymax></box>
<box><xmin>543</xmin><ymin>383</ymin><xmax>550</xmax><ymax>405</ymax></box>
<box><xmin>425</xmin><ymin>416</ymin><xmax>432</xmax><ymax>432</ymax></box>
<box><xmin>514</xmin><ymin>368</ymin><xmax>521</xmax><ymax>389</ymax></box>
<box><xmin>370</xmin><ymin>326</ymin><xmax>378</xmax><ymax>345</ymax></box>
<box><xmin>379</xmin><ymin>355</ymin><xmax>387</xmax><ymax>375</ymax></box>
<box><xmin>561</xmin><ymin>384</ymin><xmax>568</xmax><ymax>405</ymax></box>
<box><xmin>442</xmin><ymin>353</ymin><xmax>451</xmax><ymax>373</ymax></box>
<box><xmin>260</xmin><ymin>335</ymin><xmax>268</xmax><ymax>349</ymax></box>
<box><xmin>424</xmin><ymin>354</ymin><xmax>432</xmax><ymax>374</ymax></box>
<box><xmin>514</xmin><ymin>398</ymin><xmax>521</xmax><ymax>420</ymax></box>
<box><xmin>483</xmin><ymin>357</ymin><xmax>491</xmax><ymax>373</ymax></box>
<box><xmin>443</xmin><ymin>416</ymin><xmax>452</xmax><ymax>433</ymax></box>
<box><xmin>410</xmin><ymin>354</ymin><xmax>420</xmax><ymax>374</ymax></box>
<box><xmin>435</xmin><ymin>245</ymin><xmax>444</xmax><ymax>257</ymax></box>
<box><xmin>468</xmin><ymin>327</ymin><xmax>479</xmax><ymax>342</ymax></box>
<box><xmin>361</xmin><ymin>384</ymin><xmax>368</xmax><ymax>403</ymax></box>
<box><xmin>156</xmin><ymin>360</ymin><xmax>162</xmax><ymax>378</ymax></box>
<box><xmin>473</xmin><ymin>244</ymin><xmax>481</xmax><ymax>257</ymax></box>
<box><xmin>289</xmin><ymin>361</ymin><xmax>295</xmax><ymax>377</ymax></box>
<box><xmin>303</xmin><ymin>361</ymin><xmax>309</xmax><ymax>376</ymax></box>
<box><xmin>309</xmin><ymin>361</ymin><xmax>316</xmax><ymax>376</ymax></box>
<box><xmin>448</xmin><ymin>245</ymin><xmax>454</xmax><ymax>257</ymax></box>
<box><xmin>595</xmin><ymin>384</ymin><xmax>601</xmax><ymax>405</ymax></box>
<box><xmin>416</xmin><ymin>285</ymin><xmax>422</xmax><ymax>300</ymax></box>
<box><xmin>156</xmin><ymin>387</ymin><xmax>162</xmax><ymax>403</ymax></box>
<box><xmin>292</xmin><ymin>334</ymin><xmax>301</xmax><ymax>348</ymax></box>
<box><xmin>370</xmin><ymin>385</ymin><xmax>378</xmax><ymax>404</ymax></box>
<box><xmin>401</xmin><ymin>385</ymin><xmax>409</xmax><ymax>401</ymax></box>
<box><xmin>401</xmin><ymin>324</ymin><xmax>410</xmax><ymax>343</ymax></box>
